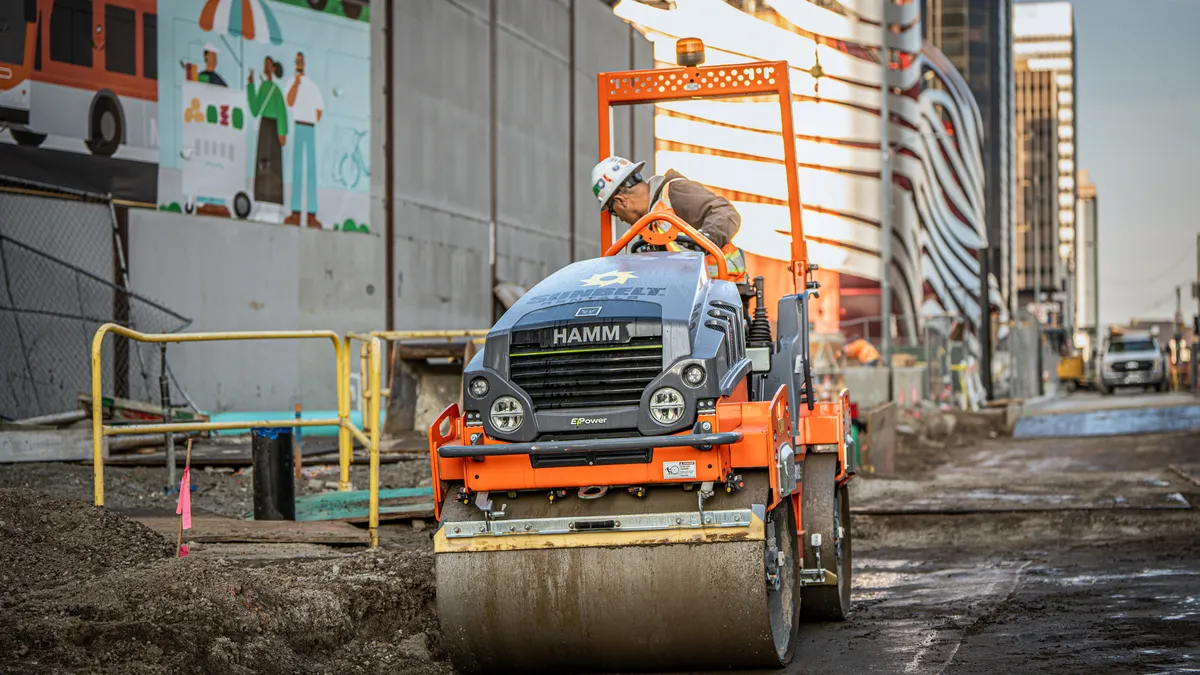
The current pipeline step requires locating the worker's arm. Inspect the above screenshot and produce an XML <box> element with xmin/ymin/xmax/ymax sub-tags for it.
<box><xmin>667</xmin><ymin>179</ymin><xmax>741</xmax><ymax>249</ymax></box>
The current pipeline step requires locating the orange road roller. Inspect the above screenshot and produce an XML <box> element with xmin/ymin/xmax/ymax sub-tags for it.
<box><xmin>428</xmin><ymin>44</ymin><xmax>855</xmax><ymax>674</ymax></box>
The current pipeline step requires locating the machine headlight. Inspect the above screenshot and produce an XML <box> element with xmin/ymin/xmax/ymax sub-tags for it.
<box><xmin>682</xmin><ymin>364</ymin><xmax>706</xmax><ymax>387</ymax></box>
<box><xmin>469</xmin><ymin>377</ymin><xmax>490</xmax><ymax>398</ymax></box>
<box><xmin>649</xmin><ymin>387</ymin><xmax>686</xmax><ymax>426</ymax></box>
<box><xmin>490</xmin><ymin>396</ymin><xmax>524</xmax><ymax>432</ymax></box>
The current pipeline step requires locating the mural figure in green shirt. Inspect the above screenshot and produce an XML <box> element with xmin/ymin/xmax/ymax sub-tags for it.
<box><xmin>248</xmin><ymin>56</ymin><xmax>289</xmax><ymax>205</ymax></box>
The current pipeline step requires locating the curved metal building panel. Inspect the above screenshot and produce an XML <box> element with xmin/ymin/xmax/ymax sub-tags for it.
<box><xmin>613</xmin><ymin>0</ymin><xmax>1006</xmax><ymax>342</ymax></box>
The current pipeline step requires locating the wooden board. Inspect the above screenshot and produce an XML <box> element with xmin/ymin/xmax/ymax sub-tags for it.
<box><xmin>0</xmin><ymin>428</ymin><xmax>105</xmax><ymax>462</ymax></box>
<box><xmin>78</xmin><ymin>393</ymin><xmax>209</xmax><ymax>424</ymax></box>
<box><xmin>295</xmin><ymin>487</ymin><xmax>435</xmax><ymax>523</ymax></box>
<box><xmin>133</xmin><ymin>515</ymin><xmax>368</xmax><ymax>545</ymax></box>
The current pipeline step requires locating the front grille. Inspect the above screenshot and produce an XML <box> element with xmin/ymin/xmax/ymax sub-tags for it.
<box><xmin>509</xmin><ymin>336</ymin><xmax>663</xmax><ymax>411</ymax></box>
<box><xmin>1116</xmin><ymin>360</ymin><xmax>1154</xmax><ymax>372</ymax></box>
<box><xmin>530</xmin><ymin>449</ymin><xmax>652</xmax><ymax>468</ymax></box>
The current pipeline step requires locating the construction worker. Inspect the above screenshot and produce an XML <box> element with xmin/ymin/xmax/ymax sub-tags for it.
<box><xmin>840</xmin><ymin>336</ymin><xmax>882</xmax><ymax>367</ymax></box>
<box><xmin>590</xmin><ymin>156</ymin><xmax>746</xmax><ymax>282</ymax></box>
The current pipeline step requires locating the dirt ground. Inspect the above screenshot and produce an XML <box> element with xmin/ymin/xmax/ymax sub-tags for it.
<box><xmin>1</xmin><ymin>396</ymin><xmax>1198</xmax><ymax>674</ymax></box>
<box><xmin>0</xmin><ymin>488</ymin><xmax>450</xmax><ymax>675</ymax></box>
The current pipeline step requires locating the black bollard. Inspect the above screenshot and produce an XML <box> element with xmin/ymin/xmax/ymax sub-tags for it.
<box><xmin>251</xmin><ymin>427</ymin><xmax>295</xmax><ymax>520</ymax></box>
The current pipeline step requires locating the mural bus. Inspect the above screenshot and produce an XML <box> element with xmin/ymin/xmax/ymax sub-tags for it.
<box><xmin>3</xmin><ymin>0</ymin><xmax>158</xmax><ymax>160</ymax></box>
<box><xmin>1</xmin><ymin>0</ymin><xmax>370</xmax><ymax>232</ymax></box>
<box><xmin>0</xmin><ymin>0</ymin><xmax>38</xmax><ymax>127</ymax></box>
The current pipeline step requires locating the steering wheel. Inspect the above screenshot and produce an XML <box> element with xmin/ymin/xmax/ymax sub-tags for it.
<box><xmin>604</xmin><ymin>210</ymin><xmax>730</xmax><ymax>281</ymax></box>
<box><xmin>629</xmin><ymin>232</ymin><xmax>706</xmax><ymax>254</ymax></box>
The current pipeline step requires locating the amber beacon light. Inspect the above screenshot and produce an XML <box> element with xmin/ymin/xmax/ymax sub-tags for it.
<box><xmin>675</xmin><ymin>37</ymin><xmax>705</xmax><ymax>67</ymax></box>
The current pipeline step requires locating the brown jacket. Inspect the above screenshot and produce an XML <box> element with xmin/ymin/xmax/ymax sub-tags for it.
<box><xmin>648</xmin><ymin>169</ymin><xmax>741</xmax><ymax>248</ymax></box>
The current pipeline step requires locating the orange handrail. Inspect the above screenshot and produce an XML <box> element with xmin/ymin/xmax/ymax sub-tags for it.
<box><xmin>603</xmin><ymin>210</ymin><xmax>730</xmax><ymax>281</ymax></box>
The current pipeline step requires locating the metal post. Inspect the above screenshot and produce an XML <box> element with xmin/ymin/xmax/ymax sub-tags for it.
<box><xmin>1194</xmin><ymin>232</ymin><xmax>1199</xmax><ymax>392</ymax></box>
<box><xmin>368</xmin><ymin>341</ymin><xmax>382</xmax><ymax>548</ymax></box>
<box><xmin>159</xmin><ymin>343</ymin><xmax>175</xmax><ymax>487</ymax></box>
<box><xmin>980</xmin><ymin>245</ymin><xmax>993</xmax><ymax>401</ymax></box>
<box><xmin>384</xmin><ymin>0</ymin><xmax>396</xmax><ymax>332</ymax></box>
<box><xmin>293</xmin><ymin>402</ymin><xmax>303</xmax><ymax>480</ymax></box>
<box><xmin>879</xmin><ymin>0</ymin><xmax>892</xmax><ymax>368</ymax></box>
<box><xmin>567</xmin><ymin>0</ymin><xmax>577</xmax><ymax>262</ymax></box>
<box><xmin>488</xmin><ymin>0</ymin><xmax>499</xmax><ymax>323</ymax></box>
<box><xmin>1033</xmin><ymin>177</ymin><xmax>1041</xmax><ymax>321</ymax></box>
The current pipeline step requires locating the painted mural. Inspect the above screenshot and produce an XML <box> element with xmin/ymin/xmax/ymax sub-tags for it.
<box><xmin>0</xmin><ymin>0</ymin><xmax>370</xmax><ymax>233</ymax></box>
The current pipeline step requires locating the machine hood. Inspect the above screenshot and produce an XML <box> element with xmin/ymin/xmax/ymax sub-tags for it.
<box><xmin>492</xmin><ymin>251</ymin><xmax>709</xmax><ymax>331</ymax></box>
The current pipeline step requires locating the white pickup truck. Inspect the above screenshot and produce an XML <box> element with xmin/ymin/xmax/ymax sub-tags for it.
<box><xmin>1098</xmin><ymin>330</ymin><xmax>1169</xmax><ymax>394</ymax></box>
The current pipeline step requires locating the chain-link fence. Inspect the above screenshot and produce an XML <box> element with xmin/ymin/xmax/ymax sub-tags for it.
<box><xmin>0</xmin><ymin>176</ymin><xmax>193</xmax><ymax>421</ymax></box>
<box><xmin>995</xmin><ymin>309</ymin><xmax>1050</xmax><ymax>401</ymax></box>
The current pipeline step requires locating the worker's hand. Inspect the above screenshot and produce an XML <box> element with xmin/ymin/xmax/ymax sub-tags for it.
<box><xmin>279</xmin><ymin>135</ymin><xmax>286</xmax><ymax>146</ymax></box>
<box><xmin>248</xmin><ymin>69</ymin><xmax>255</xmax><ymax>84</ymax></box>
<box><xmin>316</xmin><ymin>109</ymin><xmax>323</xmax><ymax>123</ymax></box>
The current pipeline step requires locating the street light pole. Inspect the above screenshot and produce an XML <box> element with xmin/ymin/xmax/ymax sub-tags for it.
<box><xmin>1033</xmin><ymin>175</ymin><xmax>1041</xmax><ymax>321</ymax></box>
<box><xmin>1194</xmin><ymin>232</ymin><xmax>1199</xmax><ymax>392</ymax></box>
<box><xmin>980</xmin><ymin>245</ymin><xmax>993</xmax><ymax>401</ymax></box>
<box><xmin>879</xmin><ymin>0</ymin><xmax>892</xmax><ymax>367</ymax></box>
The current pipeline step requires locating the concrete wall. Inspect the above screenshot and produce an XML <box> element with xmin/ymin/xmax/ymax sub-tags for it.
<box><xmin>127</xmin><ymin>210</ymin><xmax>384</xmax><ymax>412</ymax></box>
<box><xmin>4</xmin><ymin>1</ymin><xmax>654</xmax><ymax>416</ymax></box>
<box><xmin>372</xmin><ymin>0</ymin><xmax>654</xmax><ymax>328</ymax></box>
<box><xmin>843</xmin><ymin>366</ymin><xmax>930</xmax><ymax>410</ymax></box>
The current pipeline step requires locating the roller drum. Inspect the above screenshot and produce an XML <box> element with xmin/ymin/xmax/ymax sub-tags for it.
<box><xmin>434</xmin><ymin>475</ymin><xmax>798</xmax><ymax>673</ymax></box>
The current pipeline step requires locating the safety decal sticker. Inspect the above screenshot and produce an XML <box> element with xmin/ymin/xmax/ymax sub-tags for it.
<box><xmin>581</xmin><ymin>270</ymin><xmax>637</xmax><ymax>287</ymax></box>
<box><xmin>662</xmin><ymin>460</ymin><xmax>697</xmax><ymax>480</ymax></box>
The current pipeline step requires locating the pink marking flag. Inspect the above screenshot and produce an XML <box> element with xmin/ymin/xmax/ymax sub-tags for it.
<box><xmin>176</xmin><ymin>468</ymin><xmax>193</xmax><ymax>530</ymax></box>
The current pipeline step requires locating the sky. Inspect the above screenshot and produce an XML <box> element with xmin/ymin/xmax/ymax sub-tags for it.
<box><xmin>1017</xmin><ymin>0</ymin><xmax>1200</xmax><ymax>327</ymax></box>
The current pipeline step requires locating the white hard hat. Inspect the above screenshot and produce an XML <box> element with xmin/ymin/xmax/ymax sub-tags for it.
<box><xmin>203</xmin><ymin>43</ymin><xmax>218</xmax><ymax>54</ymax></box>
<box><xmin>590</xmin><ymin>156</ymin><xmax>645</xmax><ymax>211</ymax></box>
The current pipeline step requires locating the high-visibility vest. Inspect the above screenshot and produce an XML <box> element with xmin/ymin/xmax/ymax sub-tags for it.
<box><xmin>649</xmin><ymin>179</ymin><xmax>747</xmax><ymax>282</ymax></box>
<box><xmin>844</xmin><ymin>339</ymin><xmax>881</xmax><ymax>365</ymax></box>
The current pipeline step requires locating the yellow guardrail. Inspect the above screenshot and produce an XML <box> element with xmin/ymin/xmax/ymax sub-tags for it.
<box><xmin>360</xmin><ymin>329</ymin><xmax>489</xmax><ymax>434</ymax></box>
<box><xmin>90</xmin><ymin>324</ymin><xmax>384</xmax><ymax>548</ymax></box>
<box><xmin>346</xmin><ymin>332</ymin><xmax>383</xmax><ymax>548</ymax></box>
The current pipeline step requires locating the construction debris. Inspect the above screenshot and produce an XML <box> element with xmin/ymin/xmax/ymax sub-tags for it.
<box><xmin>0</xmin><ymin>428</ymin><xmax>100</xmax><ymax>463</ymax></box>
<box><xmin>0</xmin><ymin>488</ymin><xmax>451</xmax><ymax>675</ymax></box>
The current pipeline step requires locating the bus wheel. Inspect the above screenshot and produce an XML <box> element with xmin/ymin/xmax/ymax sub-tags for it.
<box><xmin>87</xmin><ymin>94</ymin><xmax>124</xmax><ymax>157</ymax></box>
<box><xmin>233</xmin><ymin>192</ymin><xmax>252</xmax><ymax>219</ymax></box>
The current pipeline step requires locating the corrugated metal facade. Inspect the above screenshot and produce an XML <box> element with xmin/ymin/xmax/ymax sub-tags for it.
<box><xmin>372</xmin><ymin>0</ymin><xmax>654</xmax><ymax>330</ymax></box>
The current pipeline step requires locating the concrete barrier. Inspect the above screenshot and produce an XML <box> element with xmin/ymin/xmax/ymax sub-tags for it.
<box><xmin>892</xmin><ymin>366</ymin><xmax>928</xmax><ymax>403</ymax></box>
<box><xmin>843</xmin><ymin>367</ymin><xmax>891</xmax><ymax>409</ymax></box>
<box><xmin>862</xmin><ymin>401</ymin><xmax>898</xmax><ymax>476</ymax></box>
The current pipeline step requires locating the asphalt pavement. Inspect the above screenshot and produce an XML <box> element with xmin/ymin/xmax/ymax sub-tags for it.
<box><xmin>729</xmin><ymin>392</ymin><xmax>1200</xmax><ymax>675</ymax></box>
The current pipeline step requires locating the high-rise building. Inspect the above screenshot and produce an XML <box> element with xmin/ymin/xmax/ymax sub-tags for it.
<box><xmin>1075</xmin><ymin>169</ymin><xmax>1098</xmax><ymax>348</ymax></box>
<box><xmin>921</xmin><ymin>0</ymin><xmax>1015</xmax><ymax>313</ymax></box>
<box><xmin>1013</xmin><ymin>1</ymin><xmax>1076</xmax><ymax>327</ymax></box>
